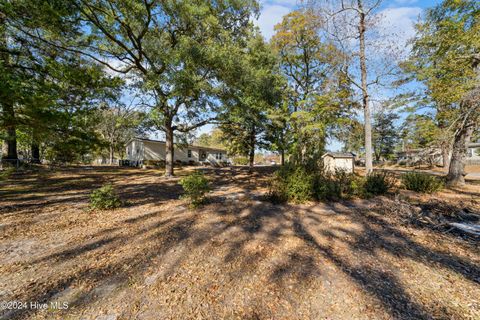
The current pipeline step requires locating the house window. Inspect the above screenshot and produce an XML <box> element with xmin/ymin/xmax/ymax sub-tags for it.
<box><xmin>188</xmin><ymin>149</ymin><xmax>192</xmax><ymax>158</ymax></box>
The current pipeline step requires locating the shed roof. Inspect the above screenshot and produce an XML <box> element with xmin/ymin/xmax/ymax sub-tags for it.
<box><xmin>321</xmin><ymin>152</ymin><xmax>356</xmax><ymax>159</ymax></box>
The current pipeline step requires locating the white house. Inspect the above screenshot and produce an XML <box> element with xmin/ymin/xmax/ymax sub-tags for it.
<box><xmin>467</xmin><ymin>142</ymin><xmax>480</xmax><ymax>163</ymax></box>
<box><xmin>322</xmin><ymin>152</ymin><xmax>355</xmax><ymax>173</ymax></box>
<box><xmin>126</xmin><ymin>138</ymin><xmax>229</xmax><ymax>166</ymax></box>
<box><xmin>395</xmin><ymin>142</ymin><xmax>480</xmax><ymax>166</ymax></box>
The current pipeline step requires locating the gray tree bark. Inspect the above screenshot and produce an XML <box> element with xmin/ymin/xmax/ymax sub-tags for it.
<box><xmin>358</xmin><ymin>0</ymin><xmax>373</xmax><ymax>174</ymax></box>
<box><xmin>447</xmin><ymin>57</ymin><xmax>480</xmax><ymax>186</ymax></box>
<box><xmin>447</xmin><ymin>124</ymin><xmax>474</xmax><ymax>187</ymax></box>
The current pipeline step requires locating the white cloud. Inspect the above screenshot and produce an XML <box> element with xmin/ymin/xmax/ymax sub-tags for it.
<box><xmin>255</xmin><ymin>4</ymin><xmax>293</xmax><ymax>40</ymax></box>
<box><xmin>377</xmin><ymin>6</ymin><xmax>423</xmax><ymax>50</ymax></box>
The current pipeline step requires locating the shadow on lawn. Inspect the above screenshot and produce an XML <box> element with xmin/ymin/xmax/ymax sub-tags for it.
<box><xmin>0</xmin><ymin>167</ymin><xmax>181</xmax><ymax>213</ymax></box>
<box><xmin>2</xmin><ymin>167</ymin><xmax>478</xmax><ymax>319</ymax></box>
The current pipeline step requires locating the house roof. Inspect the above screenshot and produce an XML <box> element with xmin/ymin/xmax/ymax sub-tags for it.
<box><xmin>129</xmin><ymin>137</ymin><xmax>227</xmax><ymax>153</ymax></box>
<box><xmin>468</xmin><ymin>142</ymin><xmax>480</xmax><ymax>148</ymax></box>
<box><xmin>322</xmin><ymin>152</ymin><xmax>356</xmax><ymax>159</ymax></box>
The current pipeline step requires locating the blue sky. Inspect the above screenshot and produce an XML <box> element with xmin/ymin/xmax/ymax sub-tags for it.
<box><xmin>256</xmin><ymin>0</ymin><xmax>442</xmax><ymax>40</ymax></box>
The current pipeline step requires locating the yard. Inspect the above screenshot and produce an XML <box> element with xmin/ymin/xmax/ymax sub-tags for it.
<box><xmin>0</xmin><ymin>166</ymin><xmax>479</xmax><ymax>319</ymax></box>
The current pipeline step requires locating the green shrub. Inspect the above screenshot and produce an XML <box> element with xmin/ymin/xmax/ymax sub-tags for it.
<box><xmin>90</xmin><ymin>184</ymin><xmax>122</xmax><ymax>210</ymax></box>
<box><xmin>268</xmin><ymin>165</ymin><xmax>314</xmax><ymax>203</ymax></box>
<box><xmin>314</xmin><ymin>173</ymin><xmax>341</xmax><ymax>201</ymax></box>
<box><xmin>332</xmin><ymin>169</ymin><xmax>362</xmax><ymax>198</ymax></box>
<box><xmin>0</xmin><ymin>167</ymin><xmax>15</xmax><ymax>181</ymax></box>
<box><xmin>285</xmin><ymin>167</ymin><xmax>314</xmax><ymax>203</ymax></box>
<box><xmin>267</xmin><ymin>172</ymin><xmax>289</xmax><ymax>203</ymax></box>
<box><xmin>363</xmin><ymin>171</ymin><xmax>394</xmax><ymax>196</ymax></box>
<box><xmin>269</xmin><ymin>166</ymin><xmax>396</xmax><ymax>204</ymax></box>
<box><xmin>144</xmin><ymin>160</ymin><xmax>165</xmax><ymax>167</ymax></box>
<box><xmin>233</xmin><ymin>156</ymin><xmax>249</xmax><ymax>165</ymax></box>
<box><xmin>314</xmin><ymin>169</ymin><xmax>366</xmax><ymax>200</ymax></box>
<box><xmin>402</xmin><ymin>172</ymin><xmax>444</xmax><ymax>193</ymax></box>
<box><xmin>179</xmin><ymin>171</ymin><xmax>210</xmax><ymax>207</ymax></box>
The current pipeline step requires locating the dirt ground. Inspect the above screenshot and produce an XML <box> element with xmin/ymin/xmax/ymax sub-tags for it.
<box><xmin>0</xmin><ymin>166</ymin><xmax>479</xmax><ymax>320</ymax></box>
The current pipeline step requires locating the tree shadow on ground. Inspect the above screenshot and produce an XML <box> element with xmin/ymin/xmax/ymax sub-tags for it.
<box><xmin>1</xmin><ymin>167</ymin><xmax>479</xmax><ymax>319</ymax></box>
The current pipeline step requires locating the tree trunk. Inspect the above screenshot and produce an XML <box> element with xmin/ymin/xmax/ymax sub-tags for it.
<box><xmin>441</xmin><ymin>145</ymin><xmax>450</xmax><ymax>171</ymax></box>
<box><xmin>358</xmin><ymin>1</ymin><xmax>373</xmax><ymax>173</ymax></box>
<box><xmin>31</xmin><ymin>142</ymin><xmax>40</xmax><ymax>164</ymax></box>
<box><xmin>1</xmin><ymin>123</ymin><xmax>17</xmax><ymax>161</ymax></box>
<box><xmin>248</xmin><ymin>128</ymin><xmax>255</xmax><ymax>171</ymax></box>
<box><xmin>280</xmin><ymin>149</ymin><xmax>285</xmax><ymax>166</ymax></box>
<box><xmin>447</xmin><ymin>124</ymin><xmax>473</xmax><ymax>187</ymax></box>
<box><xmin>165</xmin><ymin>120</ymin><xmax>174</xmax><ymax>177</ymax></box>
<box><xmin>448</xmin><ymin>58</ymin><xmax>480</xmax><ymax>186</ymax></box>
<box><xmin>109</xmin><ymin>143</ymin><xmax>115</xmax><ymax>165</ymax></box>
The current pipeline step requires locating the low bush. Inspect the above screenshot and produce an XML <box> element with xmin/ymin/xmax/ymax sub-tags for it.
<box><xmin>402</xmin><ymin>172</ymin><xmax>444</xmax><ymax>193</ymax></box>
<box><xmin>268</xmin><ymin>166</ymin><xmax>396</xmax><ymax>204</ymax></box>
<box><xmin>0</xmin><ymin>167</ymin><xmax>15</xmax><ymax>181</ymax></box>
<box><xmin>363</xmin><ymin>171</ymin><xmax>394</xmax><ymax>196</ymax></box>
<box><xmin>179</xmin><ymin>171</ymin><xmax>210</xmax><ymax>207</ymax></box>
<box><xmin>284</xmin><ymin>166</ymin><xmax>314</xmax><ymax>203</ymax></box>
<box><xmin>268</xmin><ymin>165</ymin><xmax>314</xmax><ymax>203</ymax></box>
<box><xmin>269</xmin><ymin>166</ymin><xmax>367</xmax><ymax>203</ymax></box>
<box><xmin>90</xmin><ymin>184</ymin><xmax>122</xmax><ymax>210</ymax></box>
<box><xmin>233</xmin><ymin>156</ymin><xmax>249</xmax><ymax>165</ymax></box>
<box><xmin>315</xmin><ymin>169</ymin><xmax>366</xmax><ymax>200</ymax></box>
<box><xmin>144</xmin><ymin>160</ymin><xmax>165</xmax><ymax>167</ymax></box>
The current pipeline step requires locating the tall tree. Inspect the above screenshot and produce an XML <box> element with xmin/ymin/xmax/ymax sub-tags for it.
<box><xmin>219</xmin><ymin>33</ymin><xmax>282</xmax><ymax>169</ymax></box>
<box><xmin>1</xmin><ymin>0</ymin><xmax>117</xmax><ymax>164</ymax></box>
<box><xmin>372</xmin><ymin>110</ymin><xmax>399</xmax><ymax>161</ymax></box>
<box><xmin>400</xmin><ymin>114</ymin><xmax>438</xmax><ymax>151</ymax></box>
<box><xmin>410</xmin><ymin>0</ymin><xmax>480</xmax><ymax>186</ymax></box>
<box><xmin>337</xmin><ymin>119</ymin><xmax>363</xmax><ymax>155</ymax></box>
<box><xmin>96</xmin><ymin>98</ymin><xmax>146</xmax><ymax>164</ymax></box>
<box><xmin>272</xmin><ymin>8</ymin><xmax>351</xmax><ymax>166</ymax></box>
<box><xmin>0</xmin><ymin>11</ymin><xmax>17</xmax><ymax>161</ymax></box>
<box><xmin>264</xmin><ymin>100</ymin><xmax>290</xmax><ymax>166</ymax></box>
<box><xmin>194</xmin><ymin>128</ymin><xmax>225</xmax><ymax>149</ymax></box>
<box><xmin>313</xmin><ymin>0</ymin><xmax>403</xmax><ymax>173</ymax></box>
<box><xmin>21</xmin><ymin>0</ymin><xmax>257</xmax><ymax>176</ymax></box>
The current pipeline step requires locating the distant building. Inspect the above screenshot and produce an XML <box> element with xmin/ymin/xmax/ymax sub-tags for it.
<box><xmin>395</xmin><ymin>142</ymin><xmax>480</xmax><ymax>166</ymax></box>
<box><xmin>395</xmin><ymin>148</ymin><xmax>443</xmax><ymax>166</ymax></box>
<box><xmin>322</xmin><ymin>152</ymin><xmax>355</xmax><ymax>173</ymax></box>
<box><xmin>467</xmin><ymin>142</ymin><xmax>480</xmax><ymax>162</ymax></box>
<box><xmin>125</xmin><ymin>138</ymin><xmax>229</xmax><ymax>166</ymax></box>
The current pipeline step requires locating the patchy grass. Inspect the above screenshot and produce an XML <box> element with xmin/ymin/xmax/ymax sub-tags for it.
<box><xmin>0</xmin><ymin>166</ymin><xmax>479</xmax><ymax>319</ymax></box>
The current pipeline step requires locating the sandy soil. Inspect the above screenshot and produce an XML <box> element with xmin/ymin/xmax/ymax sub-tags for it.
<box><xmin>0</xmin><ymin>166</ymin><xmax>479</xmax><ymax>320</ymax></box>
